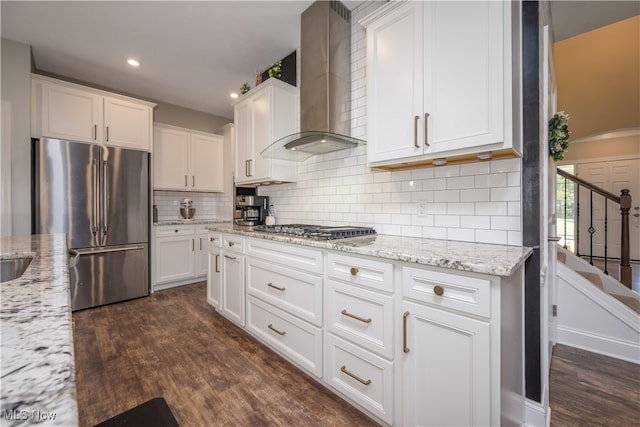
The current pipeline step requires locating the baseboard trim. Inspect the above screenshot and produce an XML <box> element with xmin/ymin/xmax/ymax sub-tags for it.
<box><xmin>557</xmin><ymin>326</ymin><xmax>640</xmax><ymax>364</ymax></box>
<box><xmin>525</xmin><ymin>399</ymin><xmax>548</xmax><ymax>427</ymax></box>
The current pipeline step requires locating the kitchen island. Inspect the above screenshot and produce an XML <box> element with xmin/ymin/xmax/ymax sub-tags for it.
<box><xmin>0</xmin><ymin>234</ymin><xmax>78</xmax><ymax>426</ymax></box>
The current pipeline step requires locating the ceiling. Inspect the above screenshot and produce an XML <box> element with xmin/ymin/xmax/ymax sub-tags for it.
<box><xmin>2</xmin><ymin>1</ymin><xmax>638</xmax><ymax>120</ymax></box>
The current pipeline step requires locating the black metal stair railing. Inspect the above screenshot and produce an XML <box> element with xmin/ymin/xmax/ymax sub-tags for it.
<box><xmin>556</xmin><ymin>168</ymin><xmax>633</xmax><ymax>288</ymax></box>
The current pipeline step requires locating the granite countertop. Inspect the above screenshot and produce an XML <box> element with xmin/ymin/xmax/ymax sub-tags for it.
<box><xmin>206</xmin><ymin>223</ymin><xmax>532</xmax><ymax>277</ymax></box>
<box><xmin>1</xmin><ymin>234</ymin><xmax>78</xmax><ymax>426</ymax></box>
<box><xmin>154</xmin><ymin>219</ymin><xmax>230</xmax><ymax>226</ymax></box>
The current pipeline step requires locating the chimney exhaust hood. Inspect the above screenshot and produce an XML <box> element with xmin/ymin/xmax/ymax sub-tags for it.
<box><xmin>261</xmin><ymin>0</ymin><xmax>365</xmax><ymax>162</ymax></box>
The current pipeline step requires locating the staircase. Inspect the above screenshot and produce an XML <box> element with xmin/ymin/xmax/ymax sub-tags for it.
<box><xmin>555</xmin><ymin>245</ymin><xmax>640</xmax><ymax>364</ymax></box>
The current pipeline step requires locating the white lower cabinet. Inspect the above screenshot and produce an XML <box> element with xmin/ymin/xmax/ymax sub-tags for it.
<box><xmin>220</xmin><ymin>235</ymin><xmax>245</xmax><ymax>327</ymax></box>
<box><xmin>206</xmin><ymin>232</ymin><xmax>222</xmax><ymax>309</ymax></box>
<box><xmin>153</xmin><ymin>224</ymin><xmax>209</xmax><ymax>290</ymax></box>
<box><xmin>401</xmin><ymin>300</ymin><xmax>490</xmax><ymax>426</ymax></box>
<box><xmin>205</xmin><ymin>234</ymin><xmax>525</xmax><ymax>426</ymax></box>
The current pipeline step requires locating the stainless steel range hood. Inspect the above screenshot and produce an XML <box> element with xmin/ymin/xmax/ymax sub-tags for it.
<box><xmin>261</xmin><ymin>0</ymin><xmax>365</xmax><ymax>162</ymax></box>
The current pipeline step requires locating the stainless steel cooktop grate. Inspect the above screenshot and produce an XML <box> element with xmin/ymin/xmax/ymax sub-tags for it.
<box><xmin>253</xmin><ymin>224</ymin><xmax>376</xmax><ymax>240</ymax></box>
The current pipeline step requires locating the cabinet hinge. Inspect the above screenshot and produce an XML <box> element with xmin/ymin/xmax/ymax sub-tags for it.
<box><xmin>552</xmin><ymin>305</ymin><xmax>557</xmax><ymax>317</ymax></box>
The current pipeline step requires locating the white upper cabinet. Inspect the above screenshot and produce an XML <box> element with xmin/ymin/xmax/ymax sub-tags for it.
<box><xmin>361</xmin><ymin>0</ymin><xmax>519</xmax><ymax>169</ymax></box>
<box><xmin>153</xmin><ymin>123</ymin><xmax>224</xmax><ymax>192</ymax></box>
<box><xmin>232</xmin><ymin>78</ymin><xmax>297</xmax><ymax>185</ymax></box>
<box><xmin>32</xmin><ymin>75</ymin><xmax>155</xmax><ymax>151</ymax></box>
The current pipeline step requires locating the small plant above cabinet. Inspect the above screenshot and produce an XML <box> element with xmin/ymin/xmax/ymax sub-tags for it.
<box><xmin>31</xmin><ymin>75</ymin><xmax>155</xmax><ymax>151</ymax></box>
<box><xmin>360</xmin><ymin>0</ymin><xmax>521</xmax><ymax>170</ymax></box>
<box><xmin>153</xmin><ymin>123</ymin><xmax>224</xmax><ymax>192</ymax></box>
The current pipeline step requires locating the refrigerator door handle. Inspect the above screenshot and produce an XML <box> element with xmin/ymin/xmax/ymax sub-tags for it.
<box><xmin>102</xmin><ymin>160</ymin><xmax>109</xmax><ymax>236</ymax></box>
<box><xmin>69</xmin><ymin>249</ymin><xmax>81</xmax><ymax>268</ymax></box>
<box><xmin>74</xmin><ymin>245</ymin><xmax>145</xmax><ymax>256</ymax></box>
<box><xmin>92</xmin><ymin>159</ymin><xmax>99</xmax><ymax>234</ymax></box>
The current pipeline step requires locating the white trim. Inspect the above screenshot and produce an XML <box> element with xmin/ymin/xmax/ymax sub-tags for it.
<box><xmin>569</xmin><ymin>128</ymin><xmax>640</xmax><ymax>145</ymax></box>
<box><xmin>525</xmin><ymin>398</ymin><xmax>548</xmax><ymax>427</ymax></box>
<box><xmin>1</xmin><ymin>100</ymin><xmax>12</xmax><ymax>237</ymax></box>
<box><xmin>559</xmin><ymin>153</ymin><xmax>640</xmax><ymax>166</ymax></box>
<box><xmin>556</xmin><ymin>325</ymin><xmax>640</xmax><ymax>364</ymax></box>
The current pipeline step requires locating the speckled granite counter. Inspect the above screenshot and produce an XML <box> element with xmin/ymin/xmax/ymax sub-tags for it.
<box><xmin>154</xmin><ymin>219</ymin><xmax>230</xmax><ymax>226</ymax></box>
<box><xmin>206</xmin><ymin>223</ymin><xmax>532</xmax><ymax>277</ymax></box>
<box><xmin>1</xmin><ymin>234</ymin><xmax>78</xmax><ymax>426</ymax></box>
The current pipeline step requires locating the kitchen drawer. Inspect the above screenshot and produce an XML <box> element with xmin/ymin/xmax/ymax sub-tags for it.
<box><xmin>328</xmin><ymin>253</ymin><xmax>394</xmax><ymax>293</ymax></box>
<box><xmin>246</xmin><ymin>295</ymin><xmax>322</xmax><ymax>378</ymax></box>
<box><xmin>196</xmin><ymin>224</ymin><xmax>212</xmax><ymax>234</ymax></box>
<box><xmin>222</xmin><ymin>234</ymin><xmax>245</xmax><ymax>253</ymax></box>
<box><xmin>207</xmin><ymin>232</ymin><xmax>222</xmax><ymax>248</ymax></box>
<box><xmin>155</xmin><ymin>224</ymin><xmax>195</xmax><ymax>237</ymax></box>
<box><xmin>247</xmin><ymin>258</ymin><xmax>322</xmax><ymax>326</ymax></box>
<box><xmin>325</xmin><ymin>334</ymin><xmax>393</xmax><ymax>425</ymax></box>
<box><xmin>402</xmin><ymin>266</ymin><xmax>491</xmax><ymax>318</ymax></box>
<box><xmin>326</xmin><ymin>279</ymin><xmax>394</xmax><ymax>359</ymax></box>
<box><xmin>246</xmin><ymin>238</ymin><xmax>323</xmax><ymax>274</ymax></box>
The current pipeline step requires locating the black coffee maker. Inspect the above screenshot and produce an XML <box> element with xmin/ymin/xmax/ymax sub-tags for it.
<box><xmin>235</xmin><ymin>195</ymin><xmax>269</xmax><ymax>226</ymax></box>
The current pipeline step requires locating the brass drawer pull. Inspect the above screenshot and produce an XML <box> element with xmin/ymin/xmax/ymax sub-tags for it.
<box><xmin>267</xmin><ymin>283</ymin><xmax>286</xmax><ymax>291</ymax></box>
<box><xmin>215</xmin><ymin>254</ymin><xmax>219</xmax><ymax>273</ymax></box>
<box><xmin>414</xmin><ymin>115</ymin><xmax>420</xmax><ymax>148</ymax></box>
<box><xmin>403</xmin><ymin>311</ymin><xmax>410</xmax><ymax>353</ymax></box>
<box><xmin>350</xmin><ymin>267</ymin><xmax>359</xmax><ymax>276</ymax></box>
<box><xmin>228</xmin><ymin>241</ymin><xmax>235</xmax><ymax>247</ymax></box>
<box><xmin>434</xmin><ymin>285</ymin><xmax>444</xmax><ymax>296</ymax></box>
<box><xmin>267</xmin><ymin>324</ymin><xmax>286</xmax><ymax>336</ymax></box>
<box><xmin>224</xmin><ymin>255</ymin><xmax>236</xmax><ymax>260</ymax></box>
<box><xmin>341</xmin><ymin>365</ymin><xmax>371</xmax><ymax>385</ymax></box>
<box><xmin>210</xmin><ymin>236</ymin><xmax>217</xmax><ymax>242</ymax></box>
<box><xmin>424</xmin><ymin>112</ymin><xmax>430</xmax><ymax>147</ymax></box>
<box><xmin>341</xmin><ymin>309</ymin><xmax>372</xmax><ymax>324</ymax></box>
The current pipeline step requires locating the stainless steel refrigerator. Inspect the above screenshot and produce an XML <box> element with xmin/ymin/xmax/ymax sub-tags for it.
<box><xmin>33</xmin><ymin>138</ymin><xmax>149</xmax><ymax>311</ymax></box>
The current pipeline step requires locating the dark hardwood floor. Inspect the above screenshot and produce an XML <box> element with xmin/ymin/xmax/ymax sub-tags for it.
<box><xmin>73</xmin><ymin>282</ymin><xmax>377</xmax><ymax>427</ymax></box>
<box><xmin>549</xmin><ymin>344</ymin><xmax>640</xmax><ymax>426</ymax></box>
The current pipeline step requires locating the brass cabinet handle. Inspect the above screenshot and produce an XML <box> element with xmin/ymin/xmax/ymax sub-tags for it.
<box><xmin>192</xmin><ymin>175</ymin><xmax>195</xmax><ymax>187</ymax></box>
<box><xmin>350</xmin><ymin>267</ymin><xmax>359</xmax><ymax>276</ymax></box>
<box><xmin>267</xmin><ymin>324</ymin><xmax>286</xmax><ymax>336</ymax></box>
<box><xmin>245</xmin><ymin>159</ymin><xmax>253</xmax><ymax>177</ymax></box>
<box><xmin>192</xmin><ymin>239</ymin><xmax>195</xmax><ymax>252</ymax></box>
<box><xmin>340</xmin><ymin>365</ymin><xmax>371</xmax><ymax>385</ymax></box>
<box><xmin>403</xmin><ymin>311</ymin><xmax>410</xmax><ymax>353</ymax></box>
<box><xmin>228</xmin><ymin>241</ymin><xmax>235</xmax><ymax>247</ymax></box>
<box><xmin>210</xmin><ymin>236</ymin><xmax>217</xmax><ymax>242</ymax></box>
<box><xmin>434</xmin><ymin>285</ymin><xmax>444</xmax><ymax>296</ymax></box>
<box><xmin>215</xmin><ymin>254</ymin><xmax>219</xmax><ymax>272</ymax></box>
<box><xmin>267</xmin><ymin>283</ymin><xmax>286</xmax><ymax>291</ymax></box>
<box><xmin>174</xmin><ymin>229</ymin><xmax>178</xmax><ymax>233</ymax></box>
<box><xmin>94</xmin><ymin>124</ymin><xmax>97</xmax><ymax>140</ymax></box>
<box><xmin>224</xmin><ymin>254</ymin><xmax>236</xmax><ymax>260</ymax></box>
<box><xmin>341</xmin><ymin>309</ymin><xmax>372</xmax><ymax>324</ymax></box>
<box><xmin>106</xmin><ymin>126</ymin><xmax>110</xmax><ymax>142</ymax></box>
<box><xmin>184</xmin><ymin>175</ymin><xmax>188</xmax><ymax>188</ymax></box>
<box><xmin>424</xmin><ymin>112</ymin><xmax>430</xmax><ymax>147</ymax></box>
<box><xmin>199</xmin><ymin>237</ymin><xmax>202</xmax><ymax>251</ymax></box>
<box><xmin>414</xmin><ymin>115</ymin><xmax>419</xmax><ymax>148</ymax></box>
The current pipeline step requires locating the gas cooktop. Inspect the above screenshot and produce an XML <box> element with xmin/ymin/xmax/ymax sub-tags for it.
<box><xmin>253</xmin><ymin>224</ymin><xmax>376</xmax><ymax>240</ymax></box>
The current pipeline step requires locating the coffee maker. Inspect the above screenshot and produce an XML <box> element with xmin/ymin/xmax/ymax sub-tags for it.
<box><xmin>235</xmin><ymin>195</ymin><xmax>269</xmax><ymax>226</ymax></box>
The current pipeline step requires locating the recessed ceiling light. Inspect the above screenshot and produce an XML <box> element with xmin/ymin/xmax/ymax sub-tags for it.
<box><xmin>127</xmin><ymin>58</ymin><xmax>140</xmax><ymax>67</ymax></box>
<box><xmin>230</xmin><ymin>93</ymin><xmax>239</xmax><ymax>99</ymax></box>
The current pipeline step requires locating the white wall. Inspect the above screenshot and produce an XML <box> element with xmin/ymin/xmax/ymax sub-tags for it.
<box><xmin>258</xmin><ymin>2</ymin><xmax>523</xmax><ymax>246</ymax></box>
<box><xmin>1</xmin><ymin>38</ymin><xmax>31</xmax><ymax>236</ymax></box>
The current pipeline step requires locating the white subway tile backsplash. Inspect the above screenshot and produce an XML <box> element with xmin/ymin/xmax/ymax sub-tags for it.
<box><xmin>254</xmin><ymin>1</ymin><xmax>522</xmax><ymax>246</ymax></box>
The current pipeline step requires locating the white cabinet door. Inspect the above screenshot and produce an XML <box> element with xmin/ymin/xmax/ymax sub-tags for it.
<box><xmin>104</xmin><ymin>97</ymin><xmax>152</xmax><ymax>151</ymax></box>
<box><xmin>207</xmin><ymin>245</ymin><xmax>221</xmax><ymax>309</ymax></box>
<box><xmin>190</xmin><ymin>133</ymin><xmax>224</xmax><ymax>192</ymax></box>
<box><xmin>153</xmin><ymin>126</ymin><xmax>190</xmax><ymax>190</ymax></box>
<box><xmin>41</xmin><ymin>82</ymin><xmax>103</xmax><ymax>143</ymax></box>
<box><xmin>234</xmin><ymin>100</ymin><xmax>253</xmax><ymax>183</ymax></box>
<box><xmin>424</xmin><ymin>1</ymin><xmax>505</xmax><ymax>154</ymax></box>
<box><xmin>221</xmin><ymin>250</ymin><xmax>245</xmax><ymax>326</ymax></box>
<box><xmin>195</xmin><ymin>230</ymin><xmax>210</xmax><ymax>277</ymax></box>
<box><xmin>401</xmin><ymin>300</ymin><xmax>491</xmax><ymax>427</ymax></box>
<box><xmin>248</xmin><ymin>89</ymin><xmax>271</xmax><ymax>182</ymax></box>
<box><xmin>154</xmin><ymin>235</ymin><xmax>196</xmax><ymax>284</ymax></box>
<box><xmin>365</xmin><ymin>1</ymin><xmax>424</xmax><ymax>163</ymax></box>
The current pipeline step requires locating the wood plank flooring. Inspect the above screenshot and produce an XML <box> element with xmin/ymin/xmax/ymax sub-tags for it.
<box><xmin>73</xmin><ymin>282</ymin><xmax>377</xmax><ymax>427</ymax></box>
<box><xmin>549</xmin><ymin>344</ymin><xmax>640</xmax><ymax>426</ymax></box>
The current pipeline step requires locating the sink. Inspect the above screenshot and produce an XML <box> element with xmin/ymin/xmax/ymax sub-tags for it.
<box><xmin>1</xmin><ymin>257</ymin><xmax>33</xmax><ymax>282</ymax></box>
